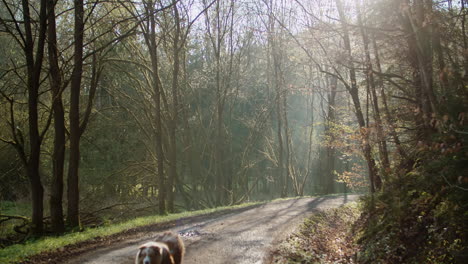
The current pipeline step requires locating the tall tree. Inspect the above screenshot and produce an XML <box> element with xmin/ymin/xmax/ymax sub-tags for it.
<box><xmin>265</xmin><ymin>0</ymin><xmax>287</xmax><ymax>197</ymax></box>
<box><xmin>335</xmin><ymin>0</ymin><xmax>381</xmax><ymax>192</ymax></box>
<box><xmin>20</xmin><ymin>0</ymin><xmax>48</xmax><ymax>234</ymax></box>
<box><xmin>356</xmin><ymin>0</ymin><xmax>390</xmax><ymax>173</ymax></box>
<box><xmin>0</xmin><ymin>0</ymin><xmax>49</xmax><ymax>234</ymax></box>
<box><xmin>67</xmin><ymin>0</ymin><xmax>85</xmax><ymax>228</ymax></box>
<box><xmin>142</xmin><ymin>0</ymin><xmax>167</xmax><ymax>214</ymax></box>
<box><xmin>47</xmin><ymin>0</ymin><xmax>66</xmax><ymax>233</ymax></box>
<box><xmin>166</xmin><ymin>0</ymin><xmax>182</xmax><ymax>213</ymax></box>
<box><xmin>399</xmin><ymin>0</ymin><xmax>437</xmax><ymax>139</ymax></box>
<box><xmin>203</xmin><ymin>0</ymin><xmax>236</xmax><ymax>205</ymax></box>
<box><xmin>67</xmin><ymin>0</ymin><xmax>103</xmax><ymax>227</ymax></box>
<box><xmin>164</xmin><ymin>0</ymin><xmax>210</xmax><ymax>211</ymax></box>
<box><xmin>325</xmin><ymin>76</ymin><xmax>337</xmax><ymax>194</ymax></box>
<box><xmin>370</xmin><ymin>30</ymin><xmax>406</xmax><ymax>160</ymax></box>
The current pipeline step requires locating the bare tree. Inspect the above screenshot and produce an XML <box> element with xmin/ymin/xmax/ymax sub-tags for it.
<box><xmin>67</xmin><ymin>0</ymin><xmax>85</xmax><ymax>227</ymax></box>
<box><xmin>356</xmin><ymin>0</ymin><xmax>390</xmax><ymax>175</ymax></box>
<box><xmin>335</xmin><ymin>0</ymin><xmax>381</xmax><ymax>192</ymax></box>
<box><xmin>47</xmin><ymin>0</ymin><xmax>66</xmax><ymax>233</ymax></box>
<box><xmin>202</xmin><ymin>0</ymin><xmax>237</xmax><ymax>205</ymax></box>
<box><xmin>0</xmin><ymin>0</ymin><xmax>50</xmax><ymax>234</ymax></box>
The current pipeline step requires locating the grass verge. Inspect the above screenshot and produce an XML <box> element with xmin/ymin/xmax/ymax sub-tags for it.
<box><xmin>268</xmin><ymin>202</ymin><xmax>360</xmax><ymax>264</ymax></box>
<box><xmin>0</xmin><ymin>201</ymin><xmax>262</xmax><ymax>264</ymax></box>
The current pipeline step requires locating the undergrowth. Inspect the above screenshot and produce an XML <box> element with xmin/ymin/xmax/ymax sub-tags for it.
<box><xmin>271</xmin><ymin>140</ymin><xmax>467</xmax><ymax>264</ymax></box>
<box><xmin>356</xmin><ymin>133</ymin><xmax>468</xmax><ymax>263</ymax></box>
<box><xmin>270</xmin><ymin>203</ymin><xmax>360</xmax><ymax>264</ymax></box>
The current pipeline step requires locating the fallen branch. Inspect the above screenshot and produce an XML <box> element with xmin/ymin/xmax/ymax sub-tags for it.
<box><xmin>0</xmin><ymin>214</ymin><xmax>29</xmax><ymax>223</ymax></box>
<box><xmin>0</xmin><ymin>214</ymin><xmax>30</xmax><ymax>235</ymax></box>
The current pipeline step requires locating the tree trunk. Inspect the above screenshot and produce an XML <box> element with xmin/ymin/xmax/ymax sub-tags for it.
<box><xmin>325</xmin><ymin>76</ymin><xmax>337</xmax><ymax>194</ymax></box>
<box><xmin>215</xmin><ymin>42</ymin><xmax>225</xmax><ymax>205</ymax></box>
<box><xmin>265</xmin><ymin>1</ymin><xmax>283</xmax><ymax>196</ymax></box>
<box><xmin>67</xmin><ymin>0</ymin><xmax>84</xmax><ymax>228</ymax></box>
<box><xmin>400</xmin><ymin>0</ymin><xmax>436</xmax><ymax>138</ymax></box>
<box><xmin>143</xmin><ymin>0</ymin><xmax>166</xmax><ymax>214</ymax></box>
<box><xmin>283</xmin><ymin>88</ymin><xmax>293</xmax><ymax>195</ymax></box>
<box><xmin>433</xmin><ymin>23</ymin><xmax>449</xmax><ymax>93</ymax></box>
<box><xmin>167</xmin><ymin>0</ymin><xmax>181</xmax><ymax>213</ymax></box>
<box><xmin>205</xmin><ymin>0</ymin><xmax>236</xmax><ymax>205</ymax></box>
<box><xmin>47</xmin><ymin>0</ymin><xmax>65</xmax><ymax>233</ymax></box>
<box><xmin>273</xmin><ymin>52</ymin><xmax>285</xmax><ymax>197</ymax></box>
<box><xmin>462</xmin><ymin>0</ymin><xmax>468</xmax><ymax>82</ymax></box>
<box><xmin>357</xmin><ymin>0</ymin><xmax>390</xmax><ymax>174</ymax></box>
<box><xmin>371</xmin><ymin>33</ymin><xmax>406</xmax><ymax>159</ymax></box>
<box><xmin>299</xmin><ymin>66</ymin><xmax>316</xmax><ymax>196</ymax></box>
<box><xmin>22</xmin><ymin>0</ymin><xmax>48</xmax><ymax>235</ymax></box>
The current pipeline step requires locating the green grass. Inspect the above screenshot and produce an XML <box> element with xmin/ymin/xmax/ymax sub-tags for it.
<box><xmin>0</xmin><ymin>201</ymin><xmax>262</xmax><ymax>264</ymax></box>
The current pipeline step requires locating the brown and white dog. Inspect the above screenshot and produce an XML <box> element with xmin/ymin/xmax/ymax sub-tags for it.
<box><xmin>135</xmin><ymin>232</ymin><xmax>185</xmax><ymax>264</ymax></box>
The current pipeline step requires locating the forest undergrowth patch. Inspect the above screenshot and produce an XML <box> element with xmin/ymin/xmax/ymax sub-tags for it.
<box><xmin>268</xmin><ymin>203</ymin><xmax>360</xmax><ymax>264</ymax></box>
<box><xmin>356</xmin><ymin>147</ymin><xmax>468</xmax><ymax>264</ymax></box>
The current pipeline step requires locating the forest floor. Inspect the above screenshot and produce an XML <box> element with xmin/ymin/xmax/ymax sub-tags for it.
<box><xmin>22</xmin><ymin>194</ymin><xmax>358</xmax><ymax>264</ymax></box>
<box><xmin>266</xmin><ymin>202</ymin><xmax>360</xmax><ymax>263</ymax></box>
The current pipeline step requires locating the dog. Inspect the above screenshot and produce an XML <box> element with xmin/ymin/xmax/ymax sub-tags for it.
<box><xmin>135</xmin><ymin>232</ymin><xmax>185</xmax><ymax>264</ymax></box>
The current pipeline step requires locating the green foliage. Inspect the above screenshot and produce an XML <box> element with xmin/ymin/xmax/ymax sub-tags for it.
<box><xmin>356</xmin><ymin>131</ymin><xmax>468</xmax><ymax>263</ymax></box>
<box><xmin>0</xmin><ymin>201</ymin><xmax>30</xmax><ymax>216</ymax></box>
<box><xmin>0</xmin><ymin>146</ymin><xmax>27</xmax><ymax>201</ymax></box>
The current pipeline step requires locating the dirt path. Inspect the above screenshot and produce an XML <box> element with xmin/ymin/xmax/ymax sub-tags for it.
<box><xmin>66</xmin><ymin>195</ymin><xmax>358</xmax><ymax>264</ymax></box>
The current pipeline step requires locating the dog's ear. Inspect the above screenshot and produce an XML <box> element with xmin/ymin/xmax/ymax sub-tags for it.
<box><xmin>138</xmin><ymin>244</ymin><xmax>147</xmax><ymax>250</ymax></box>
<box><xmin>149</xmin><ymin>244</ymin><xmax>162</xmax><ymax>251</ymax></box>
<box><xmin>135</xmin><ymin>248</ymin><xmax>143</xmax><ymax>264</ymax></box>
<box><xmin>148</xmin><ymin>244</ymin><xmax>164</xmax><ymax>256</ymax></box>
<box><xmin>160</xmin><ymin>247</ymin><xmax>175</xmax><ymax>264</ymax></box>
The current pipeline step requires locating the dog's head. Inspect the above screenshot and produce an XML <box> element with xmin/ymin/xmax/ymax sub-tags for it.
<box><xmin>135</xmin><ymin>241</ymin><xmax>170</xmax><ymax>264</ymax></box>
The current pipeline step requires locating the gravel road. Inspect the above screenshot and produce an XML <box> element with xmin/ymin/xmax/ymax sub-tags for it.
<box><xmin>66</xmin><ymin>194</ymin><xmax>358</xmax><ymax>264</ymax></box>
